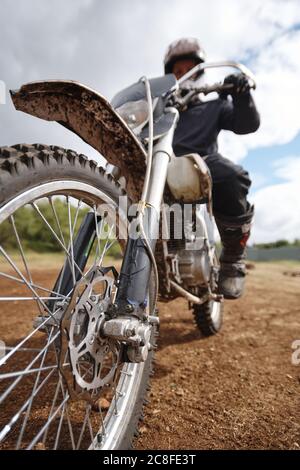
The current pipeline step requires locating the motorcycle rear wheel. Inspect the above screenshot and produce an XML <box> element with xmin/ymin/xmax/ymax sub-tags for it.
<box><xmin>193</xmin><ymin>299</ymin><xmax>223</xmax><ymax>337</ymax></box>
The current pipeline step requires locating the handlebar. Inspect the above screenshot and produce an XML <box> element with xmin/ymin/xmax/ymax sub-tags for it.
<box><xmin>168</xmin><ymin>60</ymin><xmax>257</xmax><ymax>111</ymax></box>
<box><xmin>171</xmin><ymin>78</ymin><xmax>256</xmax><ymax>112</ymax></box>
<box><xmin>177</xmin><ymin>60</ymin><xmax>257</xmax><ymax>88</ymax></box>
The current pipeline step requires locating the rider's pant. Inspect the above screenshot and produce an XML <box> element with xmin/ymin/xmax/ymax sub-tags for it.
<box><xmin>203</xmin><ymin>152</ymin><xmax>253</xmax><ymax>224</ymax></box>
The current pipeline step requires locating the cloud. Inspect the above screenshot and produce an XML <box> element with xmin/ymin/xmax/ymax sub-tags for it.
<box><xmin>250</xmin><ymin>156</ymin><xmax>300</xmax><ymax>243</ymax></box>
<box><xmin>1</xmin><ymin>0</ymin><xmax>299</xmax><ymax>164</ymax></box>
<box><xmin>248</xmin><ymin>29</ymin><xmax>300</xmax><ymax>146</ymax></box>
<box><xmin>249</xmin><ymin>172</ymin><xmax>269</xmax><ymax>190</ymax></box>
<box><xmin>218</xmin><ymin>131</ymin><xmax>249</xmax><ymax>163</ymax></box>
<box><xmin>0</xmin><ymin>0</ymin><xmax>299</xmax><ymax>244</ymax></box>
<box><xmin>273</xmin><ymin>156</ymin><xmax>300</xmax><ymax>181</ymax></box>
<box><xmin>1</xmin><ymin>0</ymin><xmax>299</xmax><ymax>156</ymax></box>
<box><xmin>218</xmin><ymin>27</ymin><xmax>300</xmax><ymax>162</ymax></box>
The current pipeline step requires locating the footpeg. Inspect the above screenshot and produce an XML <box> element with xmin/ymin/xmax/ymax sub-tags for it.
<box><xmin>209</xmin><ymin>293</ymin><xmax>224</xmax><ymax>303</ymax></box>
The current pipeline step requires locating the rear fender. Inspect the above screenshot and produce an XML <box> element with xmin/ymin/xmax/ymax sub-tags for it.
<box><xmin>10</xmin><ymin>80</ymin><xmax>147</xmax><ymax>201</ymax></box>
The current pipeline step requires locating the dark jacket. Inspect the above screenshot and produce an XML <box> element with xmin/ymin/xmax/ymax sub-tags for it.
<box><xmin>173</xmin><ymin>93</ymin><xmax>260</xmax><ymax>157</ymax></box>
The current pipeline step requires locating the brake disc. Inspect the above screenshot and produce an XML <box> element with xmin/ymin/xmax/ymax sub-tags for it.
<box><xmin>59</xmin><ymin>266</ymin><xmax>120</xmax><ymax>403</ymax></box>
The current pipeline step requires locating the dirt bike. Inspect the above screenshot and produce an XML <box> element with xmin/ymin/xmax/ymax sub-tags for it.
<box><xmin>0</xmin><ymin>61</ymin><xmax>256</xmax><ymax>449</ymax></box>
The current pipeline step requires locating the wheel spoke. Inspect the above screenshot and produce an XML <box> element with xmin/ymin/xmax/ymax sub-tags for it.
<box><xmin>3</xmin><ymin>347</ymin><xmax>42</xmax><ymax>353</ymax></box>
<box><xmin>6</xmin><ymin>215</ymin><xmax>42</xmax><ymax>315</ymax></box>
<box><xmin>0</xmin><ymin>368</ymin><xmax>57</xmax><ymax>443</ymax></box>
<box><xmin>0</xmin><ymin>177</ymin><xmax>145</xmax><ymax>450</ymax></box>
<box><xmin>22</xmin><ymin>343</ymin><xmax>70</xmax><ymax>449</ymax></box>
<box><xmin>41</xmin><ymin>369</ymin><xmax>63</xmax><ymax>446</ymax></box>
<box><xmin>87</xmin><ymin>412</ymin><xmax>95</xmax><ymax>450</ymax></box>
<box><xmin>93</xmin><ymin>205</ymin><xmax>102</xmax><ymax>264</ymax></box>
<box><xmin>0</xmin><ymin>364</ymin><xmax>59</xmax><ymax>380</ymax></box>
<box><xmin>0</xmin><ymin>309</ymin><xmax>61</xmax><ymax>367</ymax></box>
<box><xmin>0</xmin><ymin>246</ymin><xmax>60</xmax><ymax>326</ymax></box>
<box><xmin>16</xmin><ymin>328</ymin><xmax>54</xmax><ymax>450</ymax></box>
<box><xmin>53</xmin><ymin>401</ymin><xmax>67</xmax><ymax>450</ymax></box>
<box><xmin>0</xmin><ymin>330</ymin><xmax>60</xmax><ymax>405</ymax></box>
<box><xmin>41</xmin><ymin>347</ymin><xmax>75</xmax><ymax>449</ymax></box>
<box><xmin>76</xmin><ymin>405</ymin><xmax>91</xmax><ymax>450</ymax></box>
<box><xmin>26</xmin><ymin>395</ymin><xmax>69</xmax><ymax>450</ymax></box>
<box><xmin>0</xmin><ymin>271</ymin><xmax>67</xmax><ymax>299</ymax></box>
<box><xmin>49</xmin><ymin>196</ymin><xmax>73</xmax><ymax>293</ymax></box>
<box><xmin>48</xmin><ymin>197</ymin><xmax>67</xmax><ymax>247</ymax></box>
<box><xmin>9</xmin><ymin>215</ymin><xmax>33</xmax><ymax>284</ymax></box>
<box><xmin>31</xmin><ymin>202</ymin><xmax>68</xmax><ymax>252</ymax></box>
<box><xmin>67</xmin><ymin>196</ymin><xmax>76</xmax><ymax>285</ymax></box>
<box><xmin>98</xmin><ymin>223</ymin><xmax>115</xmax><ymax>267</ymax></box>
<box><xmin>104</xmin><ymin>239</ymin><xmax>117</xmax><ymax>256</ymax></box>
<box><xmin>63</xmin><ymin>406</ymin><xmax>76</xmax><ymax>451</ymax></box>
<box><xmin>0</xmin><ymin>362</ymin><xmax>70</xmax><ymax>381</ymax></box>
<box><xmin>31</xmin><ymin>202</ymin><xmax>86</xmax><ymax>281</ymax></box>
<box><xmin>0</xmin><ymin>297</ymin><xmax>65</xmax><ymax>302</ymax></box>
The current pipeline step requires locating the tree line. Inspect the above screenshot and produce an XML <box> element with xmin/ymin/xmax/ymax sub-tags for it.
<box><xmin>253</xmin><ymin>239</ymin><xmax>300</xmax><ymax>249</ymax></box>
<box><xmin>0</xmin><ymin>201</ymin><xmax>121</xmax><ymax>258</ymax></box>
<box><xmin>1</xmin><ymin>203</ymin><xmax>297</xmax><ymax>255</ymax></box>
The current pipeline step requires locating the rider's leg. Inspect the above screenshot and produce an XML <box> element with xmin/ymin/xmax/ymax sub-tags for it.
<box><xmin>214</xmin><ymin>209</ymin><xmax>254</xmax><ymax>299</ymax></box>
<box><xmin>204</xmin><ymin>153</ymin><xmax>254</xmax><ymax>299</ymax></box>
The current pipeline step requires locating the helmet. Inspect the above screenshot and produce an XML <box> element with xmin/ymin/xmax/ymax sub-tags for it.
<box><xmin>164</xmin><ymin>37</ymin><xmax>206</xmax><ymax>75</ymax></box>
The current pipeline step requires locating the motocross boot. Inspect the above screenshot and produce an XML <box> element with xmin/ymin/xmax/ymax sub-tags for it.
<box><xmin>215</xmin><ymin>208</ymin><xmax>254</xmax><ymax>299</ymax></box>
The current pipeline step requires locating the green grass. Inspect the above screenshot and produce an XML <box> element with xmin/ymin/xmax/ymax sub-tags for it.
<box><xmin>0</xmin><ymin>250</ymin><xmax>121</xmax><ymax>271</ymax></box>
<box><xmin>0</xmin><ymin>251</ymin><xmax>65</xmax><ymax>270</ymax></box>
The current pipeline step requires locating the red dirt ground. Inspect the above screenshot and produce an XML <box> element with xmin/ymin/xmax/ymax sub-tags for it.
<box><xmin>0</xmin><ymin>262</ymin><xmax>299</xmax><ymax>449</ymax></box>
<box><xmin>135</xmin><ymin>262</ymin><xmax>300</xmax><ymax>450</ymax></box>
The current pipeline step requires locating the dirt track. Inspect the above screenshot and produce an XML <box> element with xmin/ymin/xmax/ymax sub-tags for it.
<box><xmin>0</xmin><ymin>261</ymin><xmax>300</xmax><ymax>449</ymax></box>
<box><xmin>136</xmin><ymin>262</ymin><xmax>300</xmax><ymax>450</ymax></box>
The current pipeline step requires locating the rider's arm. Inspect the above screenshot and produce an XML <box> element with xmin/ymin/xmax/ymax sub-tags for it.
<box><xmin>219</xmin><ymin>93</ymin><xmax>261</xmax><ymax>134</ymax></box>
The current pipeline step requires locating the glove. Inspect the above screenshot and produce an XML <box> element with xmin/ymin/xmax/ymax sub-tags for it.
<box><xmin>220</xmin><ymin>73</ymin><xmax>251</xmax><ymax>99</ymax></box>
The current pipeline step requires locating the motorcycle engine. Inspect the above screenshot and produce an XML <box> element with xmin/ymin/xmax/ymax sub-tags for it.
<box><xmin>168</xmin><ymin>238</ymin><xmax>212</xmax><ymax>290</ymax></box>
<box><xmin>165</xmin><ymin>201</ymin><xmax>215</xmax><ymax>291</ymax></box>
<box><xmin>177</xmin><ymin>245</ymin><xmax>211</xmax><ymax>288</ymax></box>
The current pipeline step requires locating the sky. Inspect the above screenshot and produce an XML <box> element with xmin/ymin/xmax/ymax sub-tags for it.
<box><xmin>0</xmin><ymin>0</ymin><xmax>299</xmax><ymax>243</ymax></box>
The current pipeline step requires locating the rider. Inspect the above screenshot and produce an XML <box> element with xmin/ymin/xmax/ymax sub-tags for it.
<box><xmin>164</xmin><ymin>38</ymin><xmax>260</xmax><ymax>299</ymax></box>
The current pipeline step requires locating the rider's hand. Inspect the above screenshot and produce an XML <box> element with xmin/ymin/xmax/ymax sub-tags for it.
<box><xmin>220</xmin><ymin>73</ymin><xmax>251</xmax><ymax>99</ymax></box>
